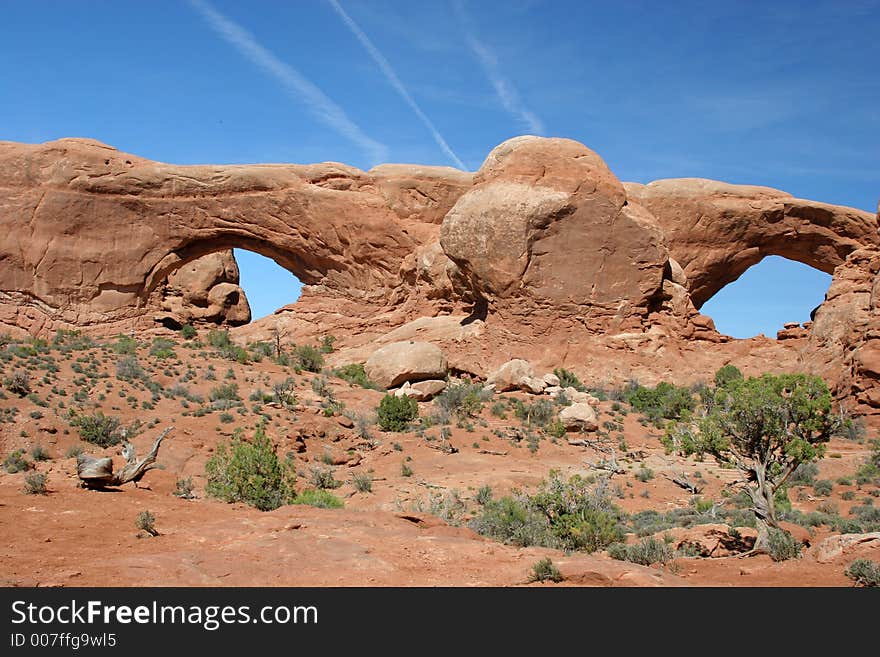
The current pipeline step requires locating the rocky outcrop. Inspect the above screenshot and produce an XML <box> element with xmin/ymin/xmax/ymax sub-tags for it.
<box><xmin>441</xmin><ymin>137</ymin><xmax>669</xmax><ymax>330</ymax></box>
<box><xmin>1</xmin><ymin>135</ymin><xmax>878</xmax><ymax>415</ymax></box>
<box><xmin>153</xmin><ymin>251</ymin><xmax>251</xmax><ymax>327</ymax></box>
<box><xmin>364</xmin><ymin>341</ymin><xmax>448</xmax><ymax>389</ymax></box>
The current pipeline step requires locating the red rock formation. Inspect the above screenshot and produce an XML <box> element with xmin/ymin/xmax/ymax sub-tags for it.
<box><xmin>1</xmin><ymin>135</ymin><xmax>878</xmax><ymax>414</ymax></box>
<box><xmin>153</xmin><ymin>250</ymin><xmax>251</xmax><ymax>327</ymax></box>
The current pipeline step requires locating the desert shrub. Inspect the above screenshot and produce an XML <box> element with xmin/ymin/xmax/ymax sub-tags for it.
<box><xmin>23</xmin><ymin>472</ymin><xmax>48</xmax><ymax>495</ymax></box>
<box><xmin>293</xmin><ymin>344</ymin><xmax>323</xmax><ymax>373</ymax></box>
<box><xmin>553</xmin><ymin>368</ymin><xmax>586</xmax><ymax>392</ymax></box>
<box><xmin>135</xmin><ymin>510</ymin><xmax>158</xmax><ymax>536</ymax></box>
<box><xmin>3</xmin><ymin>450</ymin><xmax>32</xmax><ymax>473</ymax></box>
<box><xmin>69</xmin><ymin>412</ymin><xmax>124</xmax><ymax>447</ymax></box>
<box><xmin>30</xmin><ymin>445</ymin><xmax>50</xmax><ymax>462</ymax></box>
<box><xmin>4</xmin><ymin>370</ymin><xmax>30</xmax><ymax>396</ymax></box>
<box><xmin>377</xmin><ymin>394</ymin><xmax>418</xmax><ymax>432</ymax></box>
<box><xmin>635</xmin><ymin>467</ymin><xmax>654</xmax><ymax>482</ymax></box>
<box><xmin>789</xmin><ymin>462</ymin><xmax>820</xmax><ymax>486</ymax></box>
<box><xmin>319</xmin><ymin>335</ymin><xmax>336</xmax><ymax>353</ymax></box>
<box><xmin>308</xmin><ymin>466</ymin><xmax>342</xmax><ymax>490</ymax></box>
<box><xmin>173</xmin><ymin>477</ymin><xmax>196</xmax><ymax>499</ymax></box>
<box><xmin>434</xmin><ymin>381</ymin><xmax>488</xmax><ymax>421</ymax></box>
<box><xmin>845</xmin><ymin>559</ymin><xmax>880</xmax><ymax>587</ymax></box>
<box><xmin>180</xmin><ymin>324</ymin><xmax>197</xmax><ymax>340</ymax></box>
<box><xmin>767</xmin><ymin>528</ymin><xmax>802</xmax><ymax>562</ymax></box>
<box><xmin>529</xmin><ymin>557</ymin><xmax>563</xmax><ymax>583</ymax></box>
<box><xmin>713</xmin><ymin>364</ymin><xmax>743</xmax><ymax>389</ymax></box>
<box><xmin>332</xmin><ymin>363</ymin><xmax>376</xmax><ymax>389</ymax></box>
<box><xmin>293</xmin><ymin>489</ymin><xmax>344</xmax><ymax>509</ymax></box>
<box><xmin>513</xmin><ymin>398</ymin><xmax>556</xmax><ymax>428</ymax></box>
<box><xmin>65</xmin><ymin>445</ymin><xmax>84</xmax><ymax>459</ymax></box>
<box><xmin>470</xmin><ymin>472</ymin><xmax>624</xmax><ymax>552</ymax></box>
<box><xmin>208</xmin><ymin>329</ymin><xmax>232</xmax><ymax>349</ymax></box>
<box><xmin>351</xmin><ymin>472</ymin><xmax>373</xmax><ymax>493</ymax></box>
<box><xmin>149</xmin><ymin>337</ymin><xmax>176</xmax><ymax>360</ymax></box>
<box><xmin>490</xmin><ymin>401</ymin><xmax>507</xmax><ymax>419</ymax></box>
<box><xmin>205</xmin><ymin>424</ymin><xmax>296</xmax><ymax>511</ymax></box>
<box><xmin>115</xmin><ymin>355</ymin><xmax>144</xmax><ymax>381</ymax></box>
<box><xmin>218</xmin><ymin>412</ymin><xmax>234</xmax><ymax>424</ymax></box>
<box><xmin>400</xmin><ymin>462</ymin><xmax>413</xmax><ymax>477</ymax></box>
<box><xmin>209</xmin><ymin>382</ymin><xmax>240</xmax><ymax>403</ymax></box>
<box><xmin>476</xmin><ymin>485</ymin><xmax>493</xmax><ymax>506</ymax></box>
<box><xmin>607</xmin><ymin>537</ymin><xmax>673</xmax><ymax>565</ymax></box>
<box><xmin>813</xmin><ymin>480</ymin><xmax>833</xmax><ymax>496</ymax></box>
<box><xmin>625</xmin><ymin>381</ymin><xmax>694</xmax><ymax>423</ymax></box>
<box><xmin>111</xmin><ymin>334</ymin><xmax>138</xmax><ymax>354</ymax></box>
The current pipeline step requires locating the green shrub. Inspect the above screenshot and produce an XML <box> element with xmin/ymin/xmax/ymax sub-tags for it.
<box><xmin>529</xmin><ymin>557</ymin><xmax>563</xmax><ymax>583</ymax></box>
<box><xmin>635</xmin><ymin>467</ymin><xmax>655</xmax><ymax>482</ymax></box>
<box><xmin>218</xmin><ymin>412</ymin><xmax>234</xmax><ymax>424</ymax></box>
<box><xmin>713</xmin><ymin>364</ymin><xmax>743</xmax><ymax>389</ymax></box>
<box><xmin>625</xmin><ymin>381</ymin><xmax>694</xmax><ymax>423</ymax></box>
<box><xmin>30</xmin><ymin>445</ymin><xmax>50</xmax><ymax>462</ymax></box>
<box><xmin>293</xmin><ymin>488</ymin><xmax>344</xmax><ymax>509</ymax></box>
<box><xmin>470</xmin><ymin>471</ymin><xmax>624</xmax><ymax>552</ymax></box>
<box><xmin>149</xmin><ymin>337</ymin><xmax>176</xmax><ymax>360</ymax></box>
<box><xmin>69</xmin><ymin>412</ymin><xmax>124</xmax><ymax>447</ymax></box>
<box><xmin>400</xmin><ymin>462</ymin><xmax>413</xmax><ymax>477</ymax></box>
<box><xmin>490</xmin><ymin>401</ymin><xmax>507</xmax><ymax>419</ymax></box>
<box><xmin>607</xmin><ymin>537</ymin><xmax>673</xmax><ymax>565</ymax></box>
<box><xmin>293</xmin><ymin>345</ymin><xmax>324</xmax><ymax>373</ymax></box>
<box><xmin>209</xmin><ymin>383</ymin><xmax>240</xmax><ymax>402</ymax></box>
<box><xmin>205</xmin><ymin>424</ymin><xmax>296</xmax><ymax>511</ymax></box>
<box><xmin>24</xmin><ymin>472</ymin><xmax>48</xmax><ymax>495</ymax></box>
<box><xmin>553</xmin><ymin>368</ymin><xmax>586</xmax><ymax>392</ymax></box>
<box><xmin>180</xmin><ymin>324</ymin><xmax>197</xmax><ymax>340</ymax></box>
<box><xmin>813</xmin><ymin>480</ymin><xmax>833</xmax><ymax>497</ymax></box>
<box><xmin>111</xmin><ymin>334</ymin><xmax>138</xmax><ymax>354</ymax></box>
<box><xmin>332</xmin><ymin>363</ymin><xmax>376</xmax><ymax>389</ymax></box>
<box><xmin>377</xmin><ymin>394</ymin><xmax>418</xmax><ymax>432</ymax></box>
<box><xmin>476</xmin><ymin>485</ymin><xmax>493</xmax><ymax>506</ymax></box>
<box><xmin>514</xmin><ymin>398</ymin><xmax>556</xmax><ymax>428</ymax></box>
<box><xmin>3</xmin><ymin>450</ymin><xmax>32</xmax><ymax>473</ymax></box>
<box><xmin>767</xmin><ymin>528</ymin><xmax>801</xmax><ymax>562</ymax></box>
<box><xmin>845</xmin><ymin>559</ymin><xmax>880</xmax><ymax>587</ymax></box>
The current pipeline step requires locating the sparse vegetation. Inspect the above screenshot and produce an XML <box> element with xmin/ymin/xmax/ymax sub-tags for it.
<box><xmin>607</xmin><ymin>536</ymin><xmax>673</xmax><ymax>565</ymax></box>
<box><xmin>23</xmin><ymin>472</ymin><xmax>47</xmax><ymax>495</ymax></box>
<box><xmin>332</xmin><ymin>363</ymin><xmax>376</xmax><ymax>389</ymax></box>
<box><xmin>293</xmin><ymin>488</ymin><xmax>344</xmax><ymax>509</ymax></box>
<box><xmin>845</xmin><ymin>559</ymin><xmax>880</xmax><ymax>587</ymax></box>
<box><xmin>135</xmin><ymin>510</ymin><xmax>158</xmax><ymax>536</ymax></box>
<box><xmin>529</xmin><ymin>557</ymin><xmax>563</xmax><ymax>583</ymax></box>
<box><xmin>553</xmin><ymin>368</ymin><xmax>586</xmax><ymax>392</ymax></box>
<box><xmin>173</xmin><ymin>477</ymin><xmax>196</xmax><ymax>499</ymax></box>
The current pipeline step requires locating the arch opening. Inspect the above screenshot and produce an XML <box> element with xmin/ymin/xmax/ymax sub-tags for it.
<box><xmin>233</xmin><ymin>248</ymin><xmax>303</xmax><ymax>321</ymax></box>
<box><xmin>698</xmin><ymin>256</ymin><xmax>832</xmax><ymax>339</ymax></box>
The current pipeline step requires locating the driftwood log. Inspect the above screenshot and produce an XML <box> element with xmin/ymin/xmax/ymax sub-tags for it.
<box><xmin>665</xmin><ymin>473</ymin><xmax>703</xmax><ymax>494</ymax></box>
<box><xmin>76</xmin><ymin>428</ymin><xmax>172</xmax><ymax>489</ymax></box>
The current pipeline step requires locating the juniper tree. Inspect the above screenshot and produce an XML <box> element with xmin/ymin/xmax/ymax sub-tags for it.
<box><xmin>664</xmin><ymin>373</ymin><xmax>839</xmax><ymax>552</ymax></box>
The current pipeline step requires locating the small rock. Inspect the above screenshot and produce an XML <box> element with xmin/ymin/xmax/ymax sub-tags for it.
<box><xmin>542</xmin><ymin>373</ymin><xmax>560</xmax><ymax>387</ymax></box>
<box><xmin>336</xmin><ymin>415</ymin><xmax>355</xmax><ymax>429</ymax></box>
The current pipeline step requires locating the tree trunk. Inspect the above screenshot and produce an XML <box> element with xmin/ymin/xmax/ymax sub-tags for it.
<box><xmin>77</xmin><ymin>428</ymin><xmax>172</xmax><ymax>488</ymax></box>
<box><xmin>749</xmin><ymin>466</ymin><xmax>779</xmax><ymax>554</ymax></box>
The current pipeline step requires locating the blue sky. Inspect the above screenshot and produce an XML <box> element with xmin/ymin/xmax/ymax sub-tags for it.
<box><xmin>1</xmin><ymin>1</ymin><xmax>877</xmax><ymax>335</ymax></box>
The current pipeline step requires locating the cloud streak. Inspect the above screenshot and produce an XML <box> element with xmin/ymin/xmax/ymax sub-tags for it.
<box><xmin>188</xmin><ymin>0</ymin><xmax>388</xmax><ymax>164</ymax></box>
<box><xmin>452</xmin><ymin>0</ymin><xmax>544</xmax><ymax>135</ymax></box>
<box><xmin>325</xmin><ymin>0</ymin><xmax>466</xmax><ymax>170</ymax></box>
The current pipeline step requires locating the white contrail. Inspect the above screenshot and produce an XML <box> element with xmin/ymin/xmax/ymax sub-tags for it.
<box><xmin>325</xmin><ymin>0</ymin><xmax>467</xmax><ymax>170</ymax></box>
<box><xmin>188</xmin><ymin>0</ymin><xmax>388</xmax><ymax>164</ymax></box>
<box><xmin>452</xmin><ymin>0</ymin><xmax>544</xmax><ymax>135</ymax></box>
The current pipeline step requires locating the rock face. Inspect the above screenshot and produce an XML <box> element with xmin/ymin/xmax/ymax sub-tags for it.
<box><xmin>154</xmin><ymin>251</ymin><xmax>251</xmax><ymax>326</ymax></box>
<box><xmin>1</xmin><ymin>135</ymin><xmax>878</xmax><ymax>415</ymax></box>
<box><xmin>365</xmin><ymin>341</ymin><xmax>448</xmax><ymax>389</ymax></box>
<box><xmin>441</xmin><ymin>137</ymin><xmax>669</xmax><ymax>329</ymax></box>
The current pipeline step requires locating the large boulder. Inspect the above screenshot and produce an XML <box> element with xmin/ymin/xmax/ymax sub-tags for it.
<box><xmin>365</xmin><ymin>341</ymin><xmax>447</xmax><ymax>389</ymax></box>
<box><xmin>559</xmin><ymin>402</ymin><xmax>598</xmax><ymax>432</ymax></box>
<box><xmin>486</xmin><ymin>359</ymin><xmax>535</xmax><ymax>392</ymax></box>
<box><xmin>441</xmin><ymin>136</ymin><xmax>669</xmax><ymax>325</ymax></box>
